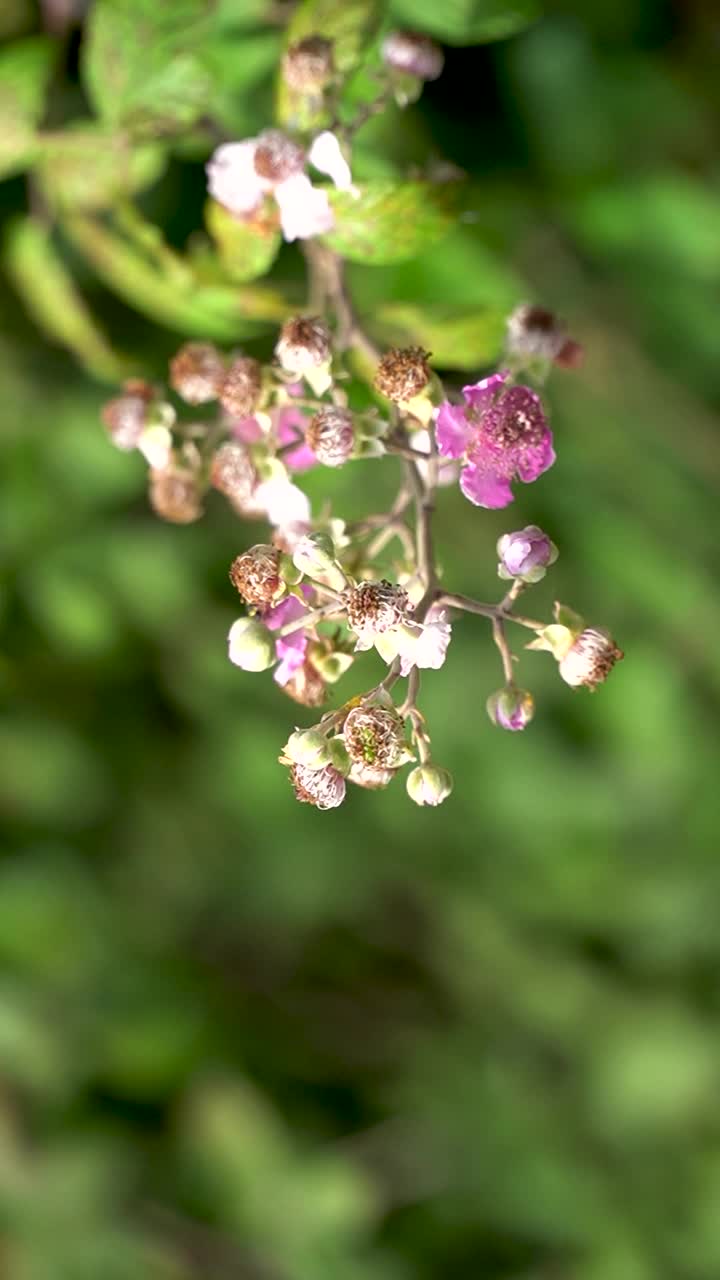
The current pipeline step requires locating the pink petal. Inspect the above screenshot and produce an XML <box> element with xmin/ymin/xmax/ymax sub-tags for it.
<box><xmin>461</xmin><ymin>371</ymin><xmax>507</xmax><ymax>413</ymax></box>
<box><xmin>232</xmin><ymin>416</ymin><xmax>264</xmax><ymax>444</ymax></box>
<box><xmin>435</xmin><ymin>402</ymin><xmax>472</xmax><ymax>459</ymax></box>
<box><xmin>275</xmin><ymin>406</ymin><xmax>317</xmax><ymax>473</ymax></box>
<box><xmin>515</xmin><ymin>436</ymin><xmax>556</xmax><ymax>483</ymax></box>
<box><xmin>206</xmin><ymin>141</ymin><xmax>263</xmax><ymax>216</ymax></box>
<box><xmin>460</xmin><ymin>463</ymin><xmax>514</xmax><ymax>509</ymax></box>
<box><xmin>275</xmin><ymin>173</ymin><xmax>335</xmax><ymax>242</ymax></box>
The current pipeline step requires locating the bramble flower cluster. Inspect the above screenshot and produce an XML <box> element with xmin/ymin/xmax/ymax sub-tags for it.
<box><xmin>100</xmin><ymin>27</ymin><xmax>622</xmax><ymax>812</ymax></box>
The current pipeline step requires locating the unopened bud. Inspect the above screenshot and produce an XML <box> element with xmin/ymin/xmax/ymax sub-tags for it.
<box><xmin>219</xmin><ymin>356</ymin><xmax>262</xmax><ymax>418</ymax></box>
<box><xmin>282</xmin><ymin>35</ymin><xmax>334</xmax><ymax>93</ymax></box>
<box><xmin>558</xmin><ymin>628</ymin><xmax>623</xmax><ymax>690</ymax></box>
<box><xmin>486</xmin><ymin>686</ymin><xmax>534</xmax><ymax>731</ymax></box>
<box><xmin>211</xmin><ymin>441</ymin><xmax>258</xmax><ymax>506</ymax></box>
<box><xmin>149</xmin><ymin>466</ymin><xmax>203</xmax><ymax>523</ymax></box>
<box><xmin>228</xmin><ymin>617</ymin><xmax>276</xmax><ymax>671</ymax></box>
<box><xmin>292</xmin><ymin>533</ymin><xmax>347</xmax><ymax>591</ymax></box>
<box><xmin>229</xmin><ymin>544</ymin><xmax>283</xmax><ymax>607</ymax></box>
<box><xmin>343</xmin><ymin>704</ymin><xmax>407</xmax><ymax>768</ymax></box>
<box><xmin>289</xmin><ymin>761</ymin><xmax>346</xmax><ymax>810</ymax></box>
<box><xmin>284</xmin><ymin>727</ymin><xmax>331</xmax><ymax>768</ymax></box>
<box><xmin>169</xmin><ymin>342</ymin><xmax>225</xmax><ymax>404</ymax></box>
<box><xmin>374</xmin><ymin>346</ymin><xmax>431</xmax><ymax>403</ymax></box>
<box><xmin>307</xmin><ymin>407</ymin><xmax>354</xmax><ymax>468</ymax></box>
<box><xmin>505</xmin><ymin>304</ymin><xmax>582</xmax><ymax>369</ymax></box>
<box><xmin>497</xmin><ymin>525</ymin><xmax>558</xmax><ymax>583</ymax></box>
<box><xmin>276</xmin><ymin>315</ymin><xmax>332</xmax><ymax>375</ymax></box>
<box><xmin>102</xmin><ymin>379</ymin><xmax>156</xmax><ymax>450</ymax></box>
<box><xmin>346</xmin><ymin>580</ymin><xmax>410</xmax><ymax>644</ymax></box>
<box><xmin>406</xmin><ymin>764</ymin><xmax>453</xmax><ymax>807</ymax></box>
<box><xmin>381</xmin><ymin>30</ymin><xmax>444</xmax><ymax>81</ymax></box>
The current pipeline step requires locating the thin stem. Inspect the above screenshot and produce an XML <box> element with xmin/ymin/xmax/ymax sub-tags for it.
<box><xmin>272</xmin><ymin>603</ymin><xmax>340</xmax><ymax>638</ymax></box>
<box><xmin>492</xmin><ymin>616</ymin><xmax>516</xmax><ymax>684</ymax></box>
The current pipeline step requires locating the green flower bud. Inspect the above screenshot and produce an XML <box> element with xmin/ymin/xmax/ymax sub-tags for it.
<box><xmin>227</xmin><ymin>618</ymin><xmax>275</xmax><ymax>672</ymax></box>
<box><xmin>284</xmin><ymin>727</ymin><xmax>331</xmax><ymax>768</ymax></box>
<box><xmin>406</xmin><ymin>764</ymin><xmax>453</xmax><ymax>807</ymax></box>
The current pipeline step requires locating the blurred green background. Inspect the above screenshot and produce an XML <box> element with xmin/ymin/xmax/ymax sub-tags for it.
<box><xmin>2</xmin><ymin>1</ymin><xmax>720</xmax><ymax>1277</ymax></box>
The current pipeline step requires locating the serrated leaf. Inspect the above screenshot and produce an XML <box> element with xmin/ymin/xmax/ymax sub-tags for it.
<box><xmin>276</xmin><ymin>0</ymin><xmax>380</xmax><ymax>128</ymax></box>
<box><xmin>205</xmin><ymin>199</ymin><xmax>281</xmax><ymax>283</ymax></box>
<box><xmin>4</xmin><ymin>217</ymin><xmax>128</xmax><ymax>382</ymax></box>
<box><xmin>0</xmin><ymin>37</ymin><xmax>55</xmax><ymax>178</ymax></box>
<box><xmin>373</xmin><ymin>302</ymin><xmax>505</xmax><ymax>369</ymax></box>
<box><xmin>82</xmin><ymin>0</ymin><xmax>214</xmax><ymax>134</ymax></box>
<box><xmin>323</xmin><ymin>180</ymin><xmax>463</xmax><ymax>264</ymax></box>
<box><xmin>388</xmin><ymin>0</ymin><xmax>541</xmax><ymax>46</ymax></box>
<box><xmin>37</xmin><ymin>126</ymin><xmax>165</xmax><ymax>212</ymax></box>
<box><xmin>62</xmin><ymin>216</ymin><xmax>290</xmax><ymax>341</ymax></box>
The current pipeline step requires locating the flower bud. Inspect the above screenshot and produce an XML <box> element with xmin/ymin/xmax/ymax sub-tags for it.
<box><xmin>282</xmin><ymin>35</ymin><xmax>334</xmax><ymax>92</ymax></box>
<box><xmin>289</xmin><ymin>762</ymin><xmax>346</xmax><ymax>809</ymax></box>
<box><xmin>169</xmin><ymin>341</ymin><xmax>225</xmax><ymax>405</ymax></box>
<box><xmin>497</xmin><ymin>525</ymin><xmax>558</xmax><ymax>583</ymax></box>
<box><xmin>306</xmin><ymin>407</ymin><xmax>355</xmax><ymax>468</ymax></box>
<box><xmin>218</xmin><ymin>356</ymin><xmax>262</xmax><ymax>418</ymax></box>
<box><xmin>381</xmin><ymin>30</ymin><xmax>444</xmax><ymax>81</ymax></box>
<box><xmin>276</xmin><ymin>315</ymin><xmax>332</xmax><ymax>375</ymax></box>
<box><xmin>348</xmin><ymin>760</ymin><xmax>397</xmax><ymax>790</ymax></box>
<box><xmin>211</xmin><ymin>441</ymin><xmax>258</xmax><ymax>506</ymax></box>
<box><xmin>149</xmin><ymin>466</ymin><xmax>203</xmax><ymax>523</ymax></box>
<box><xmin>346</xmin><ymin>580</ymin><xmax>411</xmax><ymax>648</ymax></box>
<box><xmin>292</xmin><ymin>533</ymin><xmax>347</xmax><ymax>591</ymax></box>
<box><xmin>101</xmin><ymin>378</ymin><xmax>155</xmax><ymax>450</ymax></box>
<box><xmin>558</xmin><ymin>628</ymin><xmax>623</xmax><ymax>690</ymax></box>
<box><xmin>229</xmin><ymin>545</ymin><xmax>283</xmax><ymax>607</ymax></box>
<box><xmin>486</xmin><ymin>686</ymin><xmax>534</xmax><ymax>731</ymax></box>
<box><xmin>342</xmin><ymin>704</ymin><xmax>407</xmax><ymax>768</ymax></box>
<box><xmin>374</xmin><ymin>346</ymin><xmax>431</xmax><ymax>403</ymax></box>
<box><xmin>406</xmin><ymin>764</ymin><xmax>453</xmax><ymax>807</ymax></box>
<box><xmin>228</xmin><ymin>617</ymin><xmax>276</xmax><ymax>671</ymax></box>
<box><xmin>284</xmin><ymin>727</ymin><xmax>331</xmax><ymax>769</ymax></box>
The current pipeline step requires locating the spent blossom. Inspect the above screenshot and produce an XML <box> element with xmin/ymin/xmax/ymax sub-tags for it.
<box><xmin>435</xmin><ymin>371</ymin><xmax>555</xmax><ymax>509</ymax></box>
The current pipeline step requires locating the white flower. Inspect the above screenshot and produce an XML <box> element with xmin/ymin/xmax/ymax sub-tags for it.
<box><xmin>206</xmin><ymin>128</ymin><xmax>353</xmax><ymax>243</ymax></box>
<box><xmin>253</xmin><ymin>476</ymin><xmax>311</xmax><ymax>527</ymax></box>
<box><xmin>373</xmin><ymin>606</ymin><xmax>452</xmax><ymax>674</ymax></box>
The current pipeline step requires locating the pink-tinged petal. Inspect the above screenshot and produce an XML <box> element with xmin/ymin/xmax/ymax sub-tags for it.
<box><xmin>263</xmin><ymin>588</ymin><xmax>310</xmax><ymax>632</ymax></box>
<box><xmin>275</xmin><ymin>407</ymin><xmax>318</xmax><ymax>473</ymax></box>
<box><xmin>275</xmin><ymin>173</ymin><xmax>335</xmax><ymax>241</ymax></box>
<box><xmin>461</xmin><ymin>371</ymin><xmax>507</xmax><ymax>413</ymax></box>
<box><xmin>460</xmin><ymin>463</ymin><xmax>514</xmax><ymax>509</ymax></box>
<box><xmin>232</xmin><ymin>416</ymin><xmax>264</xmax><ymax>444</ymax></box>
<box><xmin>274</xmin><ymin>630</ymin><xmax>308</xmax><ymax>684</ymax></box>
<box><xmin>308</xmin><ymin>131</ymin><xmax>353</xmax><ymax>190</ymax></box>
<box><xmin>435</xmin><ymin>401</ymin><xmax>473</xmax><ymax>459</ymax></box>
<box><xmin>515</xmin><ymin>435</ymin><xmax>555</xmax><ymax>483</ymax></box>
<box><xmin>254</xmin><ymin>477</ymin><xmax>311</xmax><ymax>526</ymax></box>
<box><xmin>206</xmin><ymin>141</ymin><xmax>263</xmax><ymax>216</ymax></box>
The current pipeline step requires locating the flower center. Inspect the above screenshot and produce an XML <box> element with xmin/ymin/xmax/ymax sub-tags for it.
<box><xmin>253</xmin><ymin>131</ymin><xmax>305</xmax><ymax>183</ymax></box>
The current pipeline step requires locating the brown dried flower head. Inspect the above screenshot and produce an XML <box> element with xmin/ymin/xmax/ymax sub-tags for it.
<box><xmin>346</xmin><ymin>580</ymin><xmax>410</xmax><ymax>640</ymax></box>
<box><xmin>374</xmin><ymin>346</ymin><xmax>431</xmax><ymax>402</ymax></box>
<box><xmin>306</xmin><ymin>407</ymin><xmax>354</xmax><ymax>468</ymax></box>
<box><xmin>348</xmin><ymin>759</ymin><xmax>397</xmax><ymax>790</ymax></box>
<box><xmin>290</xmin><ymin>762</ymin><xmax>346</xmax><ymax>809</ymax></box>
<box><xmin>382</xmin><ymin>30</ymin><xmax>444</xmax><ymax>81</ymax></box>
<box><xmin>282</xmin><ymin>36</ymin><xmax>334</xmax><ymax>92</ymax></box>
<box><xmin>282</xmin><ymin>658</ymin><xmax>327</xmax><ymax>708</ymax></box>
<box><xmin>169</xmin><ymin>342</ymin><xmax>225</xmax><ymax>405</ymax></box>
<box><xmin>211</xmin><ymin>441</ymin><xmax>257</xmax><ymax>506</ymax></box>
<box><xmin>506</xmin><ymin>304</ymin><xmax>578</xmax><ymax>365</ymax></box>
<box><xmin>219</xmin><ymin>356</ymin><xmax>262</xmax><ymax>418</ymax></box>
<box><xmin>559</xmin><ymin>628</ymin><xmax>624</xmax><ymax>690</ymax></box>
<box><xmin>276</xmin><ymin>315</ymin><xmax>332</xmax><ymax>374</ymax></box>
<box><xmin>102</xmin><ymin>379</ymin><xmax>155</xmax><ymax>450</ymax></box>
<box><xmin>253</xmin><ymin>130</ymin><xmax>305</xmax><ymax>183</ymax></box>
<box><xmin>229</xmin><ymin>544</ymin><xmax>282</xmax><ymax>608</ymax></box>
<box><xmin>149</xmin><ymin>466</ymin><xmax>203</xmax><ymax>524</ymax></box>
<box><xmin>343</xmin><ymin>705</ymin><xmax>407</xmax><ymax>768</ymax></box>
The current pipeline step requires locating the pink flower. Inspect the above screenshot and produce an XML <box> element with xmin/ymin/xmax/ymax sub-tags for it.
<box><xmin>264</xmin><ymin>588</ymin><xmax>312</xmax><ymax>687</ymax></box>
<box><xmin>206</xmin><ymin>129</ymin><xmax>353</xmax><ymax>243</ymax></box>
<box><xmin>435</xmin><ymin>371</ymin><xmax>555</xmax><ymax>509</ymax></box>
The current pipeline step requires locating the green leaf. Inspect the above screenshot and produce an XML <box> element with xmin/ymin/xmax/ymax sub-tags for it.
<box><xmin>37</xmin><ymin>126</ymin><xmax>165</xmax><ymax>212</ymax></box>
<box><xmin>82</xmin><ymin>0</ymin><xmax>214</xmax><ymax>135</ymax></box>
<box><xmin>388</xmin><ymin>0</ymin><xmax>542</xmax><ymax>46</ymax></box>
<box><xmin>372</xmin><ymin>301</ymin><xmax>505</xmax><ymax>369</ymax></box>
<box><xmin>205</xmin><ymin>199</ymin><xmax>281</xmax><ymax>283</ymax></box>
<box><xmin>203</xmin><ymin>30</ymin><xmax>281</xmax><ymax>135</ymax></box>
<box><xmin>276</xmin><ymin>0</ymin><xmax>380</xmax><ymax>128</ymax></box>
<box><xmin>0</xmin><ymin>37</ymin><xmax>55</xmax><ymax>178</ymax></box>
<box><xmin>4</xmin><ymin>217</ymin><xmax>128</xmax><ymax>382</ymax></box>
<box><xmin>323</xmin><ymin>180</ymin><xmax>463</xmax><ymax>264</ymax></box>
<box><xmin>62</xmin><ymin>216</ymin><xmax>290</xmax><ymax>341</ymax></box>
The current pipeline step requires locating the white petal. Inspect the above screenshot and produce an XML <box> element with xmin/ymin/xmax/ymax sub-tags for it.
<box><xmin>254</xmin><ymin>476</ymin><xmax>312</xmax><ymax>526</ymax></box>
<box><xmin>206</xmin><ymin>141</ymin><xmax>263</xmax><ymax>216</ymax></box>
<box><xmin>275</xmin><ymin>173</ymin><xmax>334</xmax><ymax>241</ymax></box>
<box><xmin>137</xmin><ymin>425</ymin><xmax>172</xmax><ymax>470</ymax></box>
<box><xmin>308</xmin><ymin>131</ymin><xmax>353</xmax><ymax>191</ymax></box>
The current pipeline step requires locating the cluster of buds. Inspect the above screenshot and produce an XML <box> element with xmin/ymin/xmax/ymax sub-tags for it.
<box><xmin>99</xmin><ymin>27</ymin><xmax>623</xmax><ymax>815</ymax></box>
